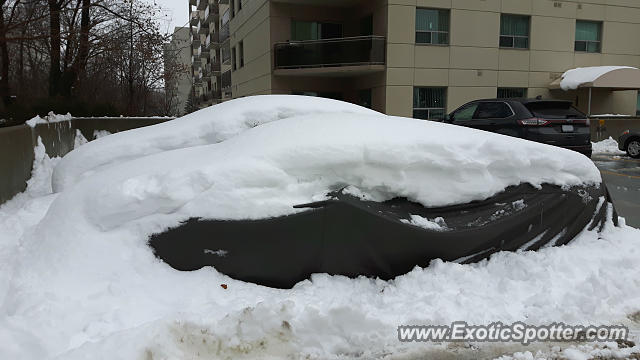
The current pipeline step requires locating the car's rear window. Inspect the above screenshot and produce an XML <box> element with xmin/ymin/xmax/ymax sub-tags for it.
<box><xmin>525</xmin><ymin>102</ymin><xmax>587</xmax><ymax>119</ymax></box>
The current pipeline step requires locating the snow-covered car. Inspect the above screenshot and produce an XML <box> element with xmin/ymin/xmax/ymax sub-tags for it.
<box><xmin>49</xmin><ymin>96</ymin><xmax>616</xmax><ymax>288</ymax></box>
<box><xmin>618</xmin><ymin>129</ymin><xmax>640</xmax><ymax>158</ymax></box>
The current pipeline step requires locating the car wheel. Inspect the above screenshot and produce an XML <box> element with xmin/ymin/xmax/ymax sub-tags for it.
<box><xmin>627</xmin><ymin>139</ymin><xmax>640</xmax><ymax>159</ymax></box>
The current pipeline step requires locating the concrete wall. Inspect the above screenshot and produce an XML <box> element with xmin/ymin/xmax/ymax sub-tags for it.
<box><xmin>591</xmin><ymin>117</ymin><xmax>640</xmax><ymax>142</ymax></box>
<box><xmin>0</xmin><ymin>125</ymin><xmax>36</xmax><ymax>204</ymax></box>
<box><xmin>229</xmin><ymin>0</ymin><xmax>272</xmax><ymax>97</ymax></box>
<box><xmin>0</xmin><ymin>118</ymin><xmax>171</xmax><ymax>205</ymax></box>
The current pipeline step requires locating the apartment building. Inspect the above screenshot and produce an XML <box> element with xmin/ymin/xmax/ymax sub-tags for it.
<box><xmin>164</xmin><ymin>27</ymin><xmax>193</xmax><ymax>116</ymax></box>
<box><xmin>213</xmin><ymin>0</ymin><xmax>640</xmax><ymax>118</ymax></box>
<box><xmin>188</xmin><ymin>0</ymin><xmax>233</xmax><ymax>109</ymax></box>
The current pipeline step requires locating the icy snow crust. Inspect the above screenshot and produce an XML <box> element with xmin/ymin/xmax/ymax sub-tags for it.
<box><xmin>1</xmin><ymin>96</ymin><xmax>630</xmax><ymax>359</ymax></box>
<box><xmin>559</xmin><ymin>66</ymin><xmax>636</xmax><ymax>90</ymax></box>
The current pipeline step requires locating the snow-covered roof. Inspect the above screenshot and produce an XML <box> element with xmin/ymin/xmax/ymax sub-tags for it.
<box><xmin>551</xmin><ymin>66</ymin><xmax>640</xmax><ymax>90</ymax></box>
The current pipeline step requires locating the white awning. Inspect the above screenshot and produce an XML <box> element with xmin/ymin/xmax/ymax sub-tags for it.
<box><xmin>550</xmin><ymin>66</ymin><xmax>640</xmax><ymax>90</ymax></box>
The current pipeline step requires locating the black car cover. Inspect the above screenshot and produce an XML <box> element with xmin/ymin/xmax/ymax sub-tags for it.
<box><xmin>149</xmin><ymin>183</ymin><xmax>617</xmax><ymax>289</ymax></box>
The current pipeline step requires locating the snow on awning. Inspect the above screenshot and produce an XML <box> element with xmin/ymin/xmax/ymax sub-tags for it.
<box><xmin>550</xmin><ymin>66</ymin><xmax>640</xmax><ymax>91</ymax></box>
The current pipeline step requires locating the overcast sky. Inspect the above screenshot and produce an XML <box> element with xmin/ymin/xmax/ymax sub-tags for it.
<box><xmin>155</xmin><ymin>0</ymin><xmax>190</xmax><ymax>35</ymax></box>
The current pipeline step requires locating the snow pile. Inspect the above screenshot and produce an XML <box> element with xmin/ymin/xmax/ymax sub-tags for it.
<box><xmin>559</xmin><ymin>66</ymin><xmax>636</xmax><ymax>90</ymax></box>
<box><xmin>73</xmin><ymin>130</ymin><xmax>88</xmax><ymax>149</ymax></box>
<box><xmin>45</xmin><ymin>113</ymin><xmax>601</xmax><ymax>235</ymax></box>
<box><xmin>52</xmin><ymin>95</ymin><xmax>380</xmax><ymax>191</ymax></box>
<box><xmin>0</xmin><ymin>96</ymin><xmax>634</xmax><ymax>360</ymax></box>
<box><xmin>592</xmin><ymin>137</ymin><xmax>626</xmax><ymax>155</ymax></box>
<box><xmin>592</xmin><ymin>114</ymin><xmax>632</xmax><ymax>117</ymax></box>
<box><xmin>0</xmin><ymin>138</ymin><xmax>60</xmax><ymax>303</ymax></box>
<box><xmin>401</xmin><ymin>215</ymin><xmax>448</xmax><ymax>231</ymax></box>
<box><xmin>92</xmin><ymin>130</ymin><xmax>111</xmax><ymax>139</ymax></box>
<box><xmin>497</xmin><ymin>342</ymin><xmax>640</xmax><ymax>360</ymax></box>
<box><xmin>25</xmin><ymin>112</ymin><xmax>72</xmax><ymax>127</ymax></box>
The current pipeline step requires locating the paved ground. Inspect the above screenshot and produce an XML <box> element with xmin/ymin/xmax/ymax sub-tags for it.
<box><xmin>593</xmin><ymin>154</ymin><xmax>640</xmax><ymax>228</ymax></box>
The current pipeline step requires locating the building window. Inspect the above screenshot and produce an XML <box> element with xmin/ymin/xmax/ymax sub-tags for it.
<box><xmin>575</xmin><ymin>20</ymin><xmax>602</xmax><ymax>53</ymax></box>
<box><xmin>636</xmin><ymin>91</ymin><xmax>640</xmax><ymax>116</ymax></box>
<box><xmin>415</xmin><ymin>8</ymin><xmax>449</xmax><ymax>45</ymax></box>
<box><xmin>238</xmin><ymin>41</ymin><xmax>244</xmax><ymax>68</ymax></box>
<box><xmin>291</xmin><ymin>21</ymin><xmax>343</xmax><ymax>41</ymax></box>
<box><xmin>498</xmin><ymin>87</ymin><xmax>527</xmax><ymax>99</ymax></box>
<box><xmin>238</xmin><ymin>0</ymin><xmax>242</xmax><ymax>11</ymax></box>
<box><xmin>230</xmin><ymin>0</ymin><xmax>235</xmax><ymax>18</ymax></box>
<box><xmin>231</xmin><ymin>46</ymin><xmax>236</xmax><ymax>71</ymax></box>
<box><xmin>500</xmin><ymin>14</ymin><xmax>530</xmax><ymax>49</ymax></box>
<box><xmin>413</xmin><ymin>87</ymin><xmax>447</xmax><ymax>121</ymax></box>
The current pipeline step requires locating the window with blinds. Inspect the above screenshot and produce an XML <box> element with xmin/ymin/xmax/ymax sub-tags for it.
<box><xmin>413</xmin><ymin>87</ymin><xmax>447</xmax><ymax>121</ymax></box>
<box><xmin>575</xmin><ymin>20</ymin><xmax>602</xmax><ymax>53</ymax></box>
<box><xmin>500</xmin><ymin>14</ymin><xmax>530</xmax><ymax>49</ymax></box>
<box><xmin>497</xmin><ymin>88</ymin><xmax>528</xmax><ymax>99</ymax></box>
<box><xmin>415</xmin><ymin>8</ymin><xmax>450</xmax><ymax>45</ymax></box>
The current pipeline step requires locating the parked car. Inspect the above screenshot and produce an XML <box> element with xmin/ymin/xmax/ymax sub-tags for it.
<box><xmin>445</xmin><ymin>99</ymin><xmax>592</xmax><ymax>157</ymax></box>
<box><xmin>618</xmin><ymin>129</ymin><xmax>640</xmax><ymax>158</ymax></box>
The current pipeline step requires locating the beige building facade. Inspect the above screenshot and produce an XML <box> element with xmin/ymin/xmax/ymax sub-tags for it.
<box><xmin>214</xmin><ymin>0</ymin><xmax>640</xmax><ymax>118</ymax></box>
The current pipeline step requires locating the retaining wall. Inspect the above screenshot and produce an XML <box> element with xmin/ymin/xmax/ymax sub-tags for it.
<box><xmin>591</xmin><ymin>117</ymin><xmax>640</xmax><ymax>142</ymax></box>
<box><xmin>0</xmin><ymin>117</ymin><xmax>172</xmax><ymax>204</ymax></box>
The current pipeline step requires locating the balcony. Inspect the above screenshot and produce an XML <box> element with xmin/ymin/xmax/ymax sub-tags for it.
<box><xmin>204</xmin><ymin>4</ymin><xmax>219</xmax><ymax>23</ymax></box>
<box><xmin>197</xmin><ymin>0</ymin><xmax>207</xmax><ymax>10</ymax></box>
<box><xmin>274</xmin><ymin>36</ymin><xmax>385</xmax><ymax>76</ymax></box>
<box><xmin>189</xmin><ymin>10</ymin><xmax>199</xmax><ymax>26</ymax></box>
<box><xmin>197</xmin><ymin>17</ymin><xmax>208</xmax><ymax>34</ymax></box>
<box><xmin>205</xmin><ymin>33</ymin><xmax>219</xmax><ymax>50</ymax></box>
<box><xmin>221</xmin><ymin>43</ymin><xmax>231</xmax><ymax>65</ymax></box>
<box><xmin>221</xmin><ymin>70</ymin><xmax>231</xmax><ymax>91</ymax></box>
<box><xmin>191</xmin><ymin>33</ymin><xmax>201</xmax><ymax>49</ymax></box>
<box><xmin>219</xmin><ymin>22</ymin><xmax>229</xmax><ymax>43</ymax></box>
<box><xmin>201</xmin><ymin>45</ymin><xmax>210</xmax><ymax>59</ymax></box>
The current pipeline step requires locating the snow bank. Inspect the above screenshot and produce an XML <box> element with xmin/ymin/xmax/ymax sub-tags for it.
<box><xmin>592</xmin><ymin>137</ymin><xmax>626</xmax><ymax>155</ymax></box>
<box><xmin>52</xmin><ymin>95</ymin><xmax>379</xmax><ymax>191</ymax></box>
<box><xmin>591</xmin><ymin>114</ymin><xmax>632</xmax><ymax>117</ymax></box>
<box><xmin>25</xmin><ymin>112</ymin><xmax>72</xmax><ymax>127</ymax></box>
<box><xmin>559</xmin><ymin>66</ymin><xmax>636</xmax><ymax>90</ymax></box>
<box><xmin>0</xmin><ymin>138</ymin><xmax>59</xmax><ymax>304</ymax></box>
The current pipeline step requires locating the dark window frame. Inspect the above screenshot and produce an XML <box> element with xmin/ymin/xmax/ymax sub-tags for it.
<box><xmin>497</xmin><ymin>87</ymin><xmax>528</xmax><ymax>99</ymax></box>
<box><xmin>575</xmin><ymin>20</ymin><xmax>602</xmax><ymax>53</ymax></box>
<box><xmin>413</xmin><ymin>87</ymin><xmax>447</xmax><ymax>121</ymax></box>
<box><xmin>499</xmin><ymin>14</ymin><xmax>530</xmax><ymax>49</ymax></box>
<box><xmin>238</xmin><ymin>40</ymin><xmax>244</xmax><ymax>68</ymax></box>
<box><xmin>231</xmin><ymin>46</ymin><xmax>237</xmax><ymax>71</ymax></box>
<box><xmin>415</xmin><ymin>8</ymin><xmax>450</xmax><ymax>46</ymax></box>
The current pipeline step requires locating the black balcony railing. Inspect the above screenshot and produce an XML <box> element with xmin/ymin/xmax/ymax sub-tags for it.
<box><xmin>274</xmin><ymin>36</ymin><xmax>385</xmax><ymax>70</ymax></box>
<box><xmin>220</xmin><ymin>22</ymin><xmax>230</xmax><ymax>43</ymax></box>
